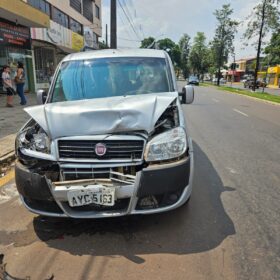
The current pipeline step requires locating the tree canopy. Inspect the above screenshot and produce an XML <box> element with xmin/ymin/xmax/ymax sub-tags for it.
<box><xmin>140</xmin><ymin>37</ymin><xmax>155</xmax><ymax>48</ymax></box>
<box><xmin>189</xmin><ymin>32</ymin><xmax>209</xmax><ymax>77</ymax></box>
<box><xmin>243</xmin><ymin>0</ymin><xmax>280</xmax><ymax>90</ymax></box>
<box><xmin>211</xmin><ymin>4</ymin><xmax>238</xmax><ymax>85</ymax></box>
<box><xmin>178</xmin><ymin>34</ymin><xmax>191</xmax><ymax>78</ymax></box>
<box><xmin>264</xmin><ymin>30</ymin><xmax>280</xmax><ymax>65</ymax></box>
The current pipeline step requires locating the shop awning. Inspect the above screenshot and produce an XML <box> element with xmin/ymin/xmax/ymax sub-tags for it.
<box><xmin>0</xmin><ymin>0</ymin><xmax>50</xmax><ymax>28</ymax></box>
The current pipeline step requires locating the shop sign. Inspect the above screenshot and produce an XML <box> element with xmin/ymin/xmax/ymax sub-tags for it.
<box><xmin>0</xmin><ymin>20</ymin><xmax>30</xmax><ymax>49</ymax></box>
<box><xmin>228</xmin><ymin>70</ymin><xmax>237</xmax><ymax>75</ymax></box>
<box><xmin>84</xmin><ymin>27</ymin><xmax>98</xmax><ymax>49</ymax></box>
<box><xmin>72</xmin><ymin>32</ymin><xmax>84</xmax><ymax>51</ymax></box>
<box><xmin>267</xmin><ymin>66</ymin><xmax>280</xmax><ymax>74</ymax></box>
<box><xmin>31</xmin><ymin>20</ymin><xmax>72</xmax><ymax>49</ymax></box>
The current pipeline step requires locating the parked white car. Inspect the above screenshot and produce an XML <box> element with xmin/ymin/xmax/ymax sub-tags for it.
<box><xmin>212</xmin><ymin>78</ymin><xmax>226</xmax><ymax>85</ymax></box>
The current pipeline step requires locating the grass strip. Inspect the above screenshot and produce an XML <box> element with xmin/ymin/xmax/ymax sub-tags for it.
<box><xmin>201</xmin><ymin>83</ymin><xmax>280</xmax><ymax>104</ymax></box>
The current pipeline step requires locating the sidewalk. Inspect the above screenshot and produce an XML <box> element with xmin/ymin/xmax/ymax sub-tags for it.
<box><xmin>0</xmin><ymin>93</ymin><xmax>37</xmax><ymax>163</ymax></box>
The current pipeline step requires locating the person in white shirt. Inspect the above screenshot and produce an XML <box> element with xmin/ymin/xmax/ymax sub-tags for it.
<box><xmin>2</xmin><ymin>65</ymin><xmax>14</xmax><ymax>107</ymax></box>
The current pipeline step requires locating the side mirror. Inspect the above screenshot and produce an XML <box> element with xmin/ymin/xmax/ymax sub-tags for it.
<box><xmin>36</xmin><ymin>89</ymin><xmax>48</xmax><ymax>105</ymax></box>
<box><xmin>179</xmin><ymin>85</ymin><xmax>194</xmax><ymax>104</ymax></box>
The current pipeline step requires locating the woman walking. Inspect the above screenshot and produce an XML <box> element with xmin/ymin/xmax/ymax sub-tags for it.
<box><xmin>1</xmin><ymin>65</ymin><xmax>14</xmax><ymax>107</ymax></box>
<box><xmin>15</xmin><ymin>62</ymin><xmax>27</xmax><ymax>105</ymax></box>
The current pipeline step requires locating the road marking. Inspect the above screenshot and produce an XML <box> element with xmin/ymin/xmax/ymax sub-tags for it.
<box><xmin>212</xmin><ymin>98</ymin><xmax>220</xmax><ymax>103</ymax></box>
<box><xmin>0</xmin><ymin>169</ymin><xmax>15</xmax><ymax>188</ymax></box>
<box><xmin>0</xmin><ymin>182</ymin><xmax>19</xmax><ymax>205</ymax></box>
<box><xmin>233</xmin><ymin>109</ymin><xmax>249</xmax><ymax>117</ymax></box>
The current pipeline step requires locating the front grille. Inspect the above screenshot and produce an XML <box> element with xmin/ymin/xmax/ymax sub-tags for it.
<box><xmin>58</xmin><ymin>140</ymin><xmax>145</xmax><ymax>161</ymax></box>
<box><xmin>61</xmin><ymin>166</ymin><xmax>136</xmax><ymax>184</ymax></box>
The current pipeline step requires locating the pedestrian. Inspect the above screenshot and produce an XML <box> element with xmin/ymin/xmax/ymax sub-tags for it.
<box><xmin>15</xmin><ymin>62</ymin><xmax>27</xmax><ymax>105</ymax></box>
<box><xmin>1</xmin><ymin>65</ymin><xmax>14</xmax><ymax>107</ymax></box>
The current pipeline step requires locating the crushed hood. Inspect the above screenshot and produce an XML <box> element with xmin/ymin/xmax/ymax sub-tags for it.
<box><xmin>24</xmin><ymin>92</ymin><xmax>178</xmax><ymax>139</ymax></box>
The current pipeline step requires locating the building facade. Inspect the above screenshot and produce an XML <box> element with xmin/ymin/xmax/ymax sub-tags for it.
<box><xmin>27</xmin><ymin>0</ymin><xmax>102</xmax><ymax>90</ymax></box>
<box><xmin>0</xmin><ymin>0</ymin><xmax>50</xmax><ymax>93</ymax></box>
<box><xmin>266</xmin><ymin>66</ymin><xmax>280</xmax><ymax>88</ymax></box>
<box><xmin>226</xmin><ymin>57</ymin><xmax>266</xmax><ymax>82</ymax></box>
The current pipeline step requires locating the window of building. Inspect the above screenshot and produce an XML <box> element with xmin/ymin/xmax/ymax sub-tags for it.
<box><xmin>95</xmin><ymin>4</ymin><xmax>100</xmax><ymax>19</ymax></box>
<box><xmin>52</xmin><ymin>7</ymin><xmax>69</xmax><ymax>29</ymax></box>
<box><xmin>70</xmin><ymin>18</ymin><xmax>83</xmax><ymax>35</ymax></box>
<box><xmin>34</xmin><ymin>47</ymin><xmax>55</xmax><ymax>84</ymax></box>
<box><xmin>70</xmin><ymin>0</ymin><xmax>82</xmax><ymax>13</ymax></box>
<box><xmin>83</xmin><ymin>0</ymin><xmax>94</xmax><ymax>22</ymax></box>
<box><xmin>27</xmin><ymin>0</ymin><xmax>50</xmax><ymax>16</ymax></box>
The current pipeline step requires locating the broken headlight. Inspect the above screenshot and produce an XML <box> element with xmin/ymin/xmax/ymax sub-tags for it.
<box><xmin>16</xmin><ymin>124</ymin><xmax>50</xmax><ymax>154</ymax></box>
<box><xmin>145</xmin><ymin>127</ymin><xmax>187</xmax><ymax>162</ymax></box>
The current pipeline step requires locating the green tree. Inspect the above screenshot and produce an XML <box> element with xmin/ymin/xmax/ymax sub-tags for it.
<box><xmin>140</xmin><ymin>37</ymin><xmax>182</xmax><ymax>73</ymax></box>
<box><xmin>264</xmin><ymin>30</ymin><xmax>280</xmax><ymax>65</ymax></box>
<box><xmin>157</xmin><ymin>38</ymin><xmax>181</xmax><ymax>67</ymax></box>
<box><xmin>211</xmin><ymin>4</ymin><xmax>238</xmax><ymax>86</ymax></box>
<box><xmin>157</xmin><ymin>38</ymin><xmax>176</xmax><ymax>51</ymax></box>
<box><xmin>178</xmin><ymin>34</ymin><xmax>191</xmax><ymax>78</ymax></box>
<box><xmin>99</xmin><ymin>40</ymin><xmax>109</xmax><ymax>49</ymax></box>
<box><xmin>140</xmin><ymin>37</ymin><xmax>155</xmax><ymax>48</ymax></box>
<box><xmin>189</xmin><ymin>32</ymin><xmax>209</xmax><ymax>78</ymax></box>
<box><xmin>243</xmin><ymin>0</ymin><xmax>280</xmax><ymax>91</ymax></box>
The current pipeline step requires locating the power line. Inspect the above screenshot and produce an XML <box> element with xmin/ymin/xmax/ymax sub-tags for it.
<box><xmin>118</xmin><ymin>7</ymin><xmax>136</xmax><ymax>42</ymax></box>
<box><xmin>117</xmin><ymin>0</ymin><xmax>142</xmax><ymax>41</ymax></box>
<box><xmin>121</xmin><ymin>0</ymin><xmax>134</xmax><ymax>24</ymax></box>
<box><xmin>123</xmin><ymin>0</ymin><xmax>145</xmax><ymax>40</ymax></box>
<box><xmin>118</xmin><ymin>37</ymin><xmax>141</xmax><ymax>42</ymax></box>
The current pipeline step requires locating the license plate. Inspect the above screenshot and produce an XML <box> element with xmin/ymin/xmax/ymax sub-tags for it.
<box><xmin>67</xmin><ymin>185</ymin><xmax>115</xmax><ymax>207</ymax></box>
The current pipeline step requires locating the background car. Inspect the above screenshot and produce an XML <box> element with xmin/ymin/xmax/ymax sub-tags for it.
<box><xmin>187</xmin><ymin>76</ymin><xmax>199</xmax><ymax>86</ymax></box>
<box><xmin>212</xmin><ymin>78</ymin><xmax>226</xmax><ymax>85</ymax></box>
<box><xmin>244</xmin><ymin>79</ymin><xmax>267</xmax><ymax>89</ymax></box>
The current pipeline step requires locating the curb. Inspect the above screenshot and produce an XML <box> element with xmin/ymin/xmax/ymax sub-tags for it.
<box><xmin>0</xmin><ymin>134</ymin><xmax>16</xmax><ymax>172</ymax></box>
<box><xmin>0</xmin><ymin>151</ymin><xmax>15</xmax><ymax>164</ymax></box>
<box><xmin>0</xmin><ymin>152</ymin><xmax>15</xmax><ymax>176</ymax></box>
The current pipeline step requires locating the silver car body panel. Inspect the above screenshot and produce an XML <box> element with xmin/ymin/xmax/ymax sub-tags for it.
<box><xmin>24</xmin><ymin>92</ymin><xmax>178</xmax><ymax>139</ymax></box>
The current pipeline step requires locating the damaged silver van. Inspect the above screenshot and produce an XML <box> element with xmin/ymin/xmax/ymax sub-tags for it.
<box><xmin>15</xmin><ymin>49</ymin><xmax>194</xmax><ymax>218</ymax></box>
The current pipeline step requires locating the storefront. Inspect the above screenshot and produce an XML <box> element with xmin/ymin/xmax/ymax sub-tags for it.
<box><xmin>267</xmin><ymin>66</ymin><xmax>280</xmax><ymax>88</ymax></box>
<box><xmin>0</xmin><ymin>18</ymin><xmax>33</xmax><ymax>93</ymax></box>
<box><xmin>31</xmin><ymin>20</ymin><xmax>84</xmax><ymax>90</ymax></box>
<box><xmin>227</xmin><ymin>70</ymin><xmax>244</xmax><ymax>82</ymax></box>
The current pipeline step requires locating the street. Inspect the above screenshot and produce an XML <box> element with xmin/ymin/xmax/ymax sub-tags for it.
<box><xmin>0</xmin><ymin>84</ymin><xmax>280</xmax><ymax>280</ymax></box>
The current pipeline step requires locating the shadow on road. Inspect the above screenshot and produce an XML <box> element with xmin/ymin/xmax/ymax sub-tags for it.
<box><xmin>30</xmin><ymin>142</ymin><xmax>236</xmax><ymax>261</ymax></box>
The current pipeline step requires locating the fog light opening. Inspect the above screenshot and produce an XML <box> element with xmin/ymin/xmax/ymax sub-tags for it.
<box><xmin>138</xmin><ymin>196</ymin><xmax>158</xmax><ymax>209</ymax></box>
<box><xmin>168</xmin><ymin>193</ymin><xmax>179</xmax><ymax>203</ymax></box>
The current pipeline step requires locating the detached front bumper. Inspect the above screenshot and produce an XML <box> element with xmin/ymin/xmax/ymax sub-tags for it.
<box><xmin>16</xmin><ymin>152</ymin><xmax>193</xmax><ymax>218</ymax></box>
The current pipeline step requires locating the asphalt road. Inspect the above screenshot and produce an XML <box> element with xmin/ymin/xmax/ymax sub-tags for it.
<box><xmin>0</xmin><ymin>84</ymin><xmax>279</xmax><ymax>280</ymax></box>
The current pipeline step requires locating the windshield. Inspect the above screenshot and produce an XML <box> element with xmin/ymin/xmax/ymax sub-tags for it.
<box><xmin>51</xmin><ymin>57</ymin><xmax>172</xmax><ymax>102</ymax></box>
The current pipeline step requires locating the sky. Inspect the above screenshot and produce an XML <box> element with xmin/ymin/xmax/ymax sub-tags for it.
<box><xmin>100</xmin><ymin>0</ymin><xmax>265</xmax><ymax>62</ymax></box>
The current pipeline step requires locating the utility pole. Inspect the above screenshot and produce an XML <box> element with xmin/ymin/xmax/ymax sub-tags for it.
<box><xmin>105</xmin><ymin>24</ymin><xmax>108</xmax><ymax>47</ymax></box>
<box><xmin>110</xmin><ymin>0</ymin><xmax>117</xmax><ymax>48</ymax></box>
